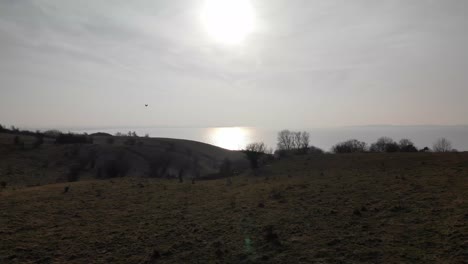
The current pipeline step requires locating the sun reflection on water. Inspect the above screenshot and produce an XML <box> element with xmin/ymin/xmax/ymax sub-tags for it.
<box><xmin>209</xmin><ymin>127</ymin><xmax>250</xmax><ymax>150</ymax></box>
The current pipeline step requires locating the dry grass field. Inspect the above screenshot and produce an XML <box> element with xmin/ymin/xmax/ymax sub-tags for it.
<box><xmin>1</xmin><ymin>152</ymin><xmax>467</xmax><ymax>263</ymax></box>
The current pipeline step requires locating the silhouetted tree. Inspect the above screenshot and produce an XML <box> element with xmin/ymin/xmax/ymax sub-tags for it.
<box><xmin>399</xmin><ymin>139</ymin><xmax>418</xmax><ymax>152</ymax></box>
<box><xmin>10</xmin><ymin>126</ymin><xmax>19</xmax><ymax>132</ymax></box>
<box><xmin>370</xmin><ymin>137</ymin><xmax>399</xmax><ymax>152</ymax></box>
<box><xmin>332</xmin><ymin>139</ymin><xmax>367</xmax><ymax>153</ymax></box>
<box><xmin>433</xmin><ymin>138</ymin><xmax>452</xmax><ymax>152</ymax></box>
<box><xmin>292</xmin><ymin>131</ymin><xmax>302</xmax><ymax>149</ymax></box>
<box><xmin>277</xmin><ymin>130</ymin><xmax>294</xmax><ymax>151</ymax></box>
<box><xmin>277</xmin><ymin>130</ymin><xmax>311</xmax><ymax>154</ymax></box>
<box><xmin>298</xmin><ymin>131</ymin><xmax>310</xmax><ymax>154</ymax></box>
<box><xmin>244</xmin><ymin>142</ymin><xmax>267</xmax><ymax>169</ymax></box>
<box><xmin>420</xmin><ymin>146</ymin><xmax>431</xmax><ymax>152</ymax></box>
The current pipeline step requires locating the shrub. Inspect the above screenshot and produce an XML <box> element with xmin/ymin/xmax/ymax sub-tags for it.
<box><xmin>420</xmin><ymin>147</ymin><xmax>430</xmax><ymax>152</ymax></box>
<box><xmin>399</xmin><ymin>139</ymin><xmax>418</xmax><ymax>152</ymax></box>
<box><xmin>370</xmin><ymin>137</ymin><xmax>400</xmax><ymax>153</ymax></box>
<box><xmin>332</xmin><ymin>139</ymin><xmax>367</xmax><ymax>153</ymax></box>
<box><xmin>243</xmin><ymin>142</ymin><xmax>267</xmax><ymax>169</ymax></box>
<box><xmin>308</xmin><ymin>145</ymin><xmax>324</xmax><ymax>154</ymax></box>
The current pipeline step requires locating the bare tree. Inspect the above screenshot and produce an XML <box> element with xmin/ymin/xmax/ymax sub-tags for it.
<box><xmin>292</xmin><ymin>131</ymin><xmax>302</xmax><ymax>149</ymax></box>
<box><xmin>277</xmin><ymin>130</ymin><xmax>293</xmax><ymax>151</ymax></box>
<box><xmin>299</xmin><ymin>131</ymin><xmax>310</xmax><ymax>150</ymax></box>
<box><xmin>245</xmin><ymin>142</ymin><xmax>267</xmax><ymax>153</ymax></box>
<box><xmin>244</xmin><ymin>142</ymin><xmax>267</xmax><ymax>169</ymax></box>
<box><xmin>433</xmin><ymin>138</ymin><xmax>452</xmax><ymax>152</ymax></box>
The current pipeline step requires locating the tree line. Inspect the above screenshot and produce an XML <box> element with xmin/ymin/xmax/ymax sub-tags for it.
<box><xmin>242</xmin><ymin>130</ymin><xmax>458</xmax><ymax>169</ymax></box>
<box><xmin>331</xmin><ymin>137</ymin><xmax>456</xmax><ymax>153</ymax></box>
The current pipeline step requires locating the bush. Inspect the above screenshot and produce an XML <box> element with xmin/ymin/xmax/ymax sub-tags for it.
<box><xmin>420</xmin><ymin>147</ymin><xmax>430</xmax><ymax>152</ymax></box>
<box><xmin>399</xmin><ymin>139</ymin><xmax>418</xmax><ymax>152</ymax></box>
<box><xmin>332</xmin><ymin>139</ymin><xmax>367</xmax><ymax>153</ymax></box>
<box><xmin>243</xmin><ymin>142</ymin><xmax>267</xmax><ymax>169</ymax></box>
<box><xmin>308</xmin><ymin>145</ymin><xmax>324</xmax><ymax>154</ymax></box>
<box><xmin>370</xmin><ymin>137</ymin><xmax>400</xmax><ymax>153</ymax></box>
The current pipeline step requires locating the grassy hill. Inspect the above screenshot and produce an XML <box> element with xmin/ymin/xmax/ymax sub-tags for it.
<box><xmin>1</xmin><ymin>152</ymin><xmax>466</xmax><ymax>263</ymax></box>
<box><xmin>0</xmin><ymin>133</ymin><xmax>249</xmax><ymax>187</ymax></box>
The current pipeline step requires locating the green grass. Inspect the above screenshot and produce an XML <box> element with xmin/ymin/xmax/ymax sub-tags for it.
<box><xmin>1</xmin><ymin>153</ymin><xmax>467</xmax><ymax>263</ymax></box>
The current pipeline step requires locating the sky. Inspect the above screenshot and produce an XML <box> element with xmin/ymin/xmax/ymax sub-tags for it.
<box><xmin>1</xmin><ymin>0</ymin><xmax>467</xmax><ymax>130</ymax></box>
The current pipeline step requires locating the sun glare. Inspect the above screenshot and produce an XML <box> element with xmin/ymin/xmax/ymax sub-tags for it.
<box><xmin>210</xmin><ymin>127</ymin><xmax>249</xmax><ymax>150</ymax></box>
<box><xmin>201</xmin><ymin>0</ymin><xmax>255</xmax><ymax>44</ymax></box>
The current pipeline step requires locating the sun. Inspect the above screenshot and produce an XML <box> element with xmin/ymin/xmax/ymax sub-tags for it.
<box><xmin>201</xmin><ymin>0</ymin><xmax>255</xmax><ymax>45</ymax></box>
<box><xmin>210</xmin><ymin>127</ymin><xmax>249</xmax><ymax>150</ymax></box>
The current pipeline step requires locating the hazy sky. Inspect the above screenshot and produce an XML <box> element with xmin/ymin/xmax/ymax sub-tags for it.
<box><xmin>1</xmin><ymin>0</ymin><xmax>467</xmax><ymax>129</ymax></box>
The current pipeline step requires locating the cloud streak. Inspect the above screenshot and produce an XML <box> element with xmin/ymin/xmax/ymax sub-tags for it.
<box><xmin>0</xmin><ymin>0</ymin><xmax>467</xmax><ymax>129</ymax></box>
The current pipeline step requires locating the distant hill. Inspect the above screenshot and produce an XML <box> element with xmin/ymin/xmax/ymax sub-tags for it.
<box><xmin>0</xmin><ymin>132</ymin><xmax>249</xmax><ymax>187</ymax></box>
<box><xmin>89</xmin><ymin>132</ymin><xmax>113</xmax><ymax>137</ymax></box>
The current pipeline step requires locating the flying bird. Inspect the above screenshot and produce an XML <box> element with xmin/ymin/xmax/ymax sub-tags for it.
<box><xmin>145</xmin><ymin>104</ymin><xmax>148</xmax><ymax>107</ymax></box>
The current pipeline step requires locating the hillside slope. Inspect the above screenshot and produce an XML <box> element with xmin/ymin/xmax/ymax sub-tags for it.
<box><xmin>1</xmin><ymin>153</ymin><xmax>466</xmax><ymax>263</ymax></box>
<box><xmin>0</xmin><ymin>133</ymin><xmax>249</xmax><ymax>187</ymax></box>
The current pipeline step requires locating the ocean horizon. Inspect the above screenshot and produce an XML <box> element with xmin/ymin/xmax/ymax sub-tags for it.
<box><xmin>64</xmin><ymin>125</ymin><xmax>468</xmax><ymax>152</ymax></box>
